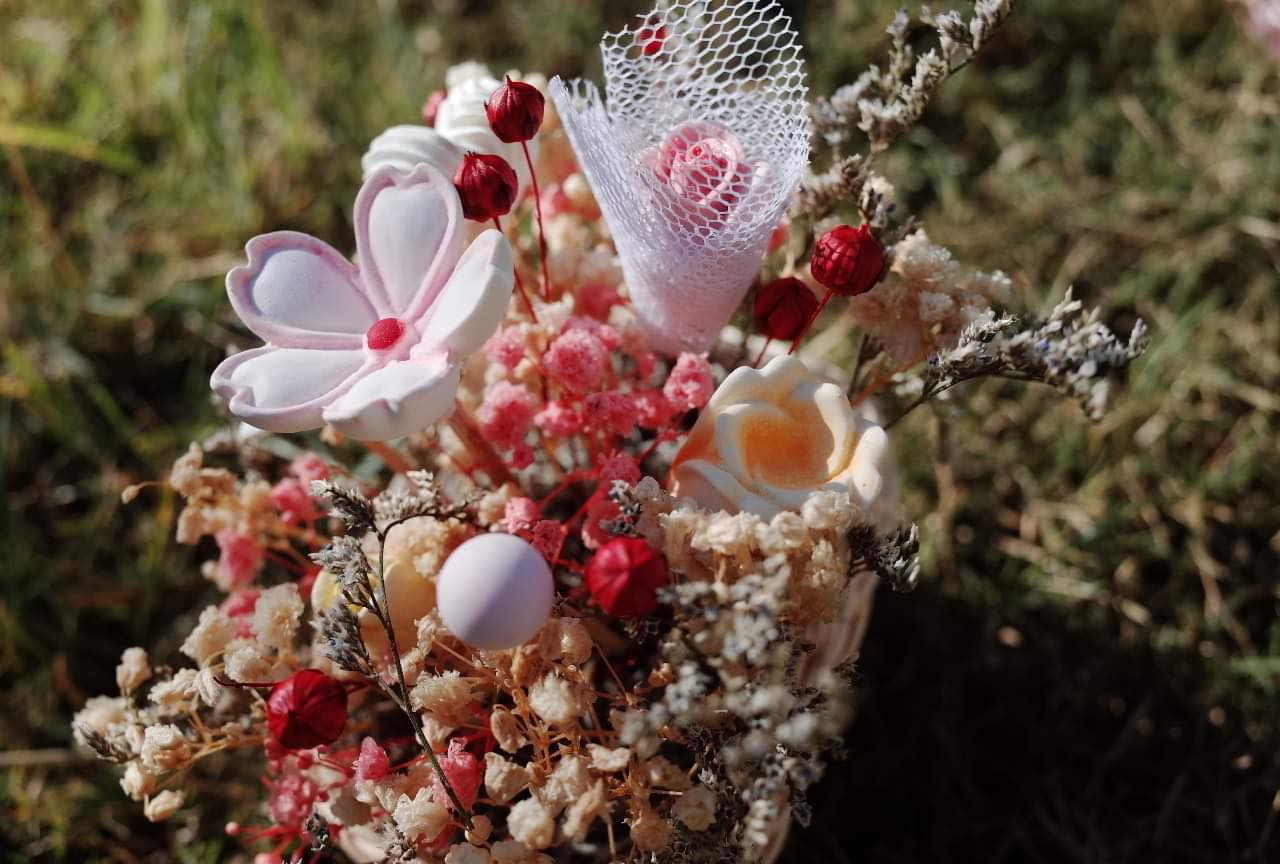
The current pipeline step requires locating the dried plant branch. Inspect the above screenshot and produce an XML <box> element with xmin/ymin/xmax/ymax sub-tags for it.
<box><xmin>848</xmin><ymin>522</ymin><xmax>921</xmax><ymax>593</ymax></box>
<box><xmin>812</xmin><ymin>1</ymin><xmax>1017</xmax><ymax>154</ymax></box>
<box><xmin>311</xmin><ymin>476</ymin><xmax>476</xmax><ymax>830</ymax></box>
<box><xmin>887</xmin><ymin>289</ymin><xmax>1150</xmax><ymax>428</ymax></box>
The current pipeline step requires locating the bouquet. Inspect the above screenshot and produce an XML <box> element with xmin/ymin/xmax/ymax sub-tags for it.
<box><xmin>75</xmin><ymin>2</ymin><xmax>1147</xmax><ymax>862</ymax></box>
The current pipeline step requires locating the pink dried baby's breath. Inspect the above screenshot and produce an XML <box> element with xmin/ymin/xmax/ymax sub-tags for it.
<box><xmin>215</xmin><ymin>530</ymin><xmax>262</xmax><ymax>589</ymax></box>
<box><xmin>576</xmin><ymin>282</ymin><xmax>621</xmax><ymax>319</ymax></box>
<box><xmin>509</xmin><ymin>442</ymin><xmax>536</xmax><ymax>470</ymax></box>
<box><xmin>502</xmin><ymin>497</ymin><xmax>541</xmax><ymax>533</ymax></box>
<box><xmin>598</xmin><ymin>451</ymin><xmax>641</xmax><ymax>485</ymax></box>
<box><xmin>583</xmin><ymin>391</ymin><xmax>639</xmax><ymax>437</ymax></box>
<box><xmin>270</xmin><ymin>478</ymin><xmax>321</xmax><ymax>526</ymax></box>
<box><xmin>531</xmin><ymin>520</ymin><xmax>566</xmax><ymax>562</ymax></box>
<box><xmin>565</xmin><ymin>316</ymin><xmax>623</xmax><ymax>351</ymax></box>
<box><xmin>288</xmin><ymin>453</ymin><xmax>332</xmax><ymax>486</ymax></box>
<box><xmin>354</xmin><ymin>736</ymin><xmax>391</xmax><ymax>781</ymax></box>
<box><xmin>535</xmin><ymin>400</ymin><xmax>585</xmax><ymax>437</ymax></box>
<box><xmin>267</xmin><ymin>764</ymin><xmax>320</xmax><ymax>832</ymax></box>
<box><xmin>484</xmin><ymin>325</ymin><xmax>527</xmax><ymax>371</ymax></box>
<box><xmin>476</xmin><ymin>382</ymin><xmax>537</xmax><ymax>449</ymax></box>
<box><xmin>634</xmin><ymin>351</ymin><xmax>659</xmax><ymax>381</ymax></box>
<box><xmin>220</xmin><ymin>588</ymin><xmax>260</xmax><ymax>639</ymax></box>
<box><xmin>632</xmin><ymin>390</ymin><xmax>675</xmax><ymax>429</ymax></box>
<box><xmin>544</xmin><ymin>329</ymin><xmax>608</xmax><ymax>394</ymax></box>
<box><xmin>662</xmin><ymin>353</ymin><xmax>713</xmax><ymax>412</ymax></box>
<box><xmin>432</xmin><ymin>739</ymin><xmax>482</xmax><ymax>811</ymax></box>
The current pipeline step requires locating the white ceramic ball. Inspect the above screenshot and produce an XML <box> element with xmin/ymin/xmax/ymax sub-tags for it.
<box><xmin>436</xmin><ymin>533</ymin><xmax>554</xmax><ymax>651</ymax></box>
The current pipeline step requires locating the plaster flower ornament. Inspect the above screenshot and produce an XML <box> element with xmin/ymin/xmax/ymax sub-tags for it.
<box><xmin>550</xmin><ymin>0</ymin><xmax>811</xmax><ymax>354</ymax></box>
<box><xmin>210</xmin><ymin>164</ymin><xmax>514</xmax><ymax>441</ymax></box>
<box><xmin>362</xmin><ymin>63</ymin><xmax>539</xmax><ymax>195</ymax></box>
<box><xmin>671</xmin><ymin>355</ymin><xmax>890</xmax><ymax>519</ymax></box>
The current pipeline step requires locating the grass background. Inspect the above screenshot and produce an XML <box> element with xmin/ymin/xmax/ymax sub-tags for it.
<box><xmin>1</xmin><ymin>0</ymin><xmax>1277</xmax><ymax>861</ymax></box>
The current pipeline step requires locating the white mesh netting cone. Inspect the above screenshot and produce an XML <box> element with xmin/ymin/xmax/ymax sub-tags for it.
<box><xmin>550</xmin><ymin>0</ymin><xmax>810</xmax><ymax>355</ymax></box>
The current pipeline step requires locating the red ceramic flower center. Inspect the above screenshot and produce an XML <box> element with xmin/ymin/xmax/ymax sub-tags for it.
<box><xmin>366</xmin><ymin>317</ymin><xmax>405</xmax><ymax>351</ymax></box>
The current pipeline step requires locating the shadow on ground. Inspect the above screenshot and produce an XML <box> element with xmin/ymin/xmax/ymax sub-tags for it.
<box><xmin>785</xmin><ymin>580</ymin><xmax>1278</xmax><ymax>864</ymax></box>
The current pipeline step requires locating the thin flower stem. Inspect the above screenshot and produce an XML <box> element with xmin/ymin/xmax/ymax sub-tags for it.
<box><xmin>538</xmin><ymin>468</ymin><xmax>595</xmax><ymax>508</ymax></box>
<box><xmin>845</xmin><ymin>329</ymin><xmax>868</xmax><ymax>398</ymax></box>
<box><xmin>788</xmin><ymin>288</ymin><xmax>834</xmax><ymax>356</ymax></box>
<box><xmin>376</xmin><ymin>519</ymin><xmax>473</xmax><ymax>830</ymax></box>
<box><xmin>363</xmin><ymin>440</ymin><xmax>414</xmax><ymax>474</ymax></box>
<box><xmin>447</xmin><ymin>402</ymin><xmax>514</xmax><ymax>485</ymax></box>
<box><xmin>752</xmin><ymin>337</ymin><xmax>772</xmax><ymax>368</ymax></box>
<box><xmin>493</xmin><ymin>216</ymin><xmax>538</xmax><ymax>323</ymax></box>
<box><xmin>520</xmin><ymin>140</ymin><xmax>552</xmax><ymax>300</ymax></box>
<box><xmin>883</xmin><ymin>367</ymin><xmax>1037</xmax><ymax>429</ymax></box>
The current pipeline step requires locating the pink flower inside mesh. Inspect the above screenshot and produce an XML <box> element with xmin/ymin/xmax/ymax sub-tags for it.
<box><xmin>550</xmin><ymin>0</ymin><xmax>810</xmax><ymax>355</ymax></box>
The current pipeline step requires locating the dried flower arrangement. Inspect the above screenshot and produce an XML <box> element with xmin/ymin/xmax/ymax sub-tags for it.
<box><xmin>76</xmin><ymin>2</ymin><xmax>1149</xmax><ymax>862</ymax></box>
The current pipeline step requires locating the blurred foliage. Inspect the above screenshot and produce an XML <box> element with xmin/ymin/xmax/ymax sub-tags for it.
<box><xmin>1</xmin><ymin>0</ymin><xmax>1277</xmax><ymax>861</ymax></box>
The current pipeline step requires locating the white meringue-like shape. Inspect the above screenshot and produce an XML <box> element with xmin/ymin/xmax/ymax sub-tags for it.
<box><xmin>362</xmin><ymin>63</ymin><xmax>536</xmax><ymax>195</ymax></box>
<box><xmin>671</xmin><ymin>355</ymin><xmax>889</xmax><ymax>519</ymax></box>
<box><xmin>361</xmin><ymin>125</ymin><xmax>465</xmax><ymax>182</ymax></box>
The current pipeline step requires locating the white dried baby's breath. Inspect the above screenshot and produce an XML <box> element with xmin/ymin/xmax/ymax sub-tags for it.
<box><xmin>180</xmin><ymin>606</ymin><xmax>236</xmax><ymax>666</ymax></box>
<box><xmin>507</xmin><ymin>797</ymin><xmax>554</xmax><ymax>850</ymax></box>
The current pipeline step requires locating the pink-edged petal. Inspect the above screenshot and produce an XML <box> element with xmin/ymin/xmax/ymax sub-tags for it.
<box><xmin>416</xmin><ymin>229</ymin><xmax>514</xmax><ymax>358</ymax></box>
<box><xmin>227</xmin><ymin>232</ymin><xmax>375</xmax><ymax>349</ymax></box>
<box><xmin>355</xmin><ymin>165</ymin><xmax>464</xmax><ymax>321</ymax></box>
<box><xmin>210</xmin><ymin>346</ymin><xmax>370</xmax><ymax>433</ymax></box>
<box><xmin>321</xmin><ymin>355</ymin><xmax>460</xmax><ymax>441</ymax></box>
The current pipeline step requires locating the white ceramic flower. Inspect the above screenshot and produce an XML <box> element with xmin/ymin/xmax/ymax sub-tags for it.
<box><xmin>671</xmin><ymin>356</ymin><xmax>889</xmax><ymax>519</ymax></box>
<box><xmin>210</xmin><ymin>164</ymin><xmax>513</xmax><ymax>441</ymax></box>
<box><xmin>362</xmin><ymin>63</ymin><xmax>536</xmax><ymax>193</ymax></box>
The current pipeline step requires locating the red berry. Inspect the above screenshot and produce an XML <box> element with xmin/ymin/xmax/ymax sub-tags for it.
<box><xmin>265</xmin><ymin>669</ymin><xmax>347</xmax><ymax>750</ymax></box>
<box><xmin>809</xmin><ymin>224</ymin><xmax>886</xmax><ymax>296</ymax></box>
<box><xmin>485</xmin><ymin>76</ymin><xmax>545</xmax><ymax>144</ymax></box>
<box><xmin>753</xmin><ymin>277</ymin><xmax>820</xmax><ymax>341</ymax></box>
<box><xmin>585</xmin><ymin>538</ymin><xmax>669</xmax><ymax>618</ymax></box>
<box><xmin>453</xmin><ymin>152</ymin><xmax>519</xmax><ymax>222</ymax></box>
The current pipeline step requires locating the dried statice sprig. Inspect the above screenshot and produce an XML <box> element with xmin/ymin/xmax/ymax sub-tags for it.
<box><xmin>310</xmin><ymin>473</ymin><xmax>476</xmax><ymax>828</ymax></box>
<box><xmin>315</xmin><ymin>603</ymin><xmax>374</xmax><ymax>678</ymax></box>
<box><xmin>790</xmin><ymin>154</ymin><xmax>905</xmax><ymax>231</ymax></box>
<box><xmin>311</xmin><ymin>479</ymin><xmax>377</xmax><ymax>535</ymax></box>
<box><xmin>813</xmin><ymin>1</ymin><xmax>1016</xmax><ymax>152</ymax></box>
<box><xmin>304</xmin><ymin>811</ymin><xmax>331</xmax><ymax>853</ymax></box>
<box><xmin>651</xmin><ymin>573</ymin><xmax>855</xmax><ymax>862</ymax></box>
<box><xmin>848</xmin><ymin>522</ymin><xmax>921</xmax><ymax>593</ymax></box>
<box><xmin>373</xmin><ymin>470</ymin><xmax>475</xmax><ymax>525</ymax></box>
<box><xmin>74</xmin><ymin>725</ymin><xmax>133</xmax><ymax>764</ymax></box>
<box><xmin>602</xmin><ymin>479</ymin><xmax>643</xmax><ymax>537</ymax></box>
<box><xmin>888</xmin><ymin>288</ymin><xmax>1149</xmax><ymax>426</ymax></box>
<box><xmin>312</xmin><ymin>535</ymin><xmax>376</xmax><ymax>609</ymax></box>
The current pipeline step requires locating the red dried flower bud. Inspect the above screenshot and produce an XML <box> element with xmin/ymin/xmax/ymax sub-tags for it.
<box><xmin>809</xmin><ymin>223</ymin><xmax>886</xmax><ymax>296</ymax></box>
<box><xmin>454</xmin><ymin>152</ymin><xmax>519</xmax><ymax>222</ymax></box>
<box><xmin>485</xmin><ymin>76</ymin><xmax>545</xmax><ymax>144</ymax></box>
<box><xmin>266</xmin><ymin>669</ymin><xmax>347</xmax><ymax>750</ymax></box>
<box><xmin>753</xmin><ymin>277</ymin><xmax>820</xmax><ymax>341</ymax></box>
<box><xmin>586</xmin><ymin>537</ymin><xmax>669</xmax><ymax>618</ymax></box>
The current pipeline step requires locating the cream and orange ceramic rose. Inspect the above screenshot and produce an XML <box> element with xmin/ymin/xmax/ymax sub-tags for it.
<box><xmin>672</xmin><ymin>355</ymin><xmax>890</xmax><ymax>519</ymax></box>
